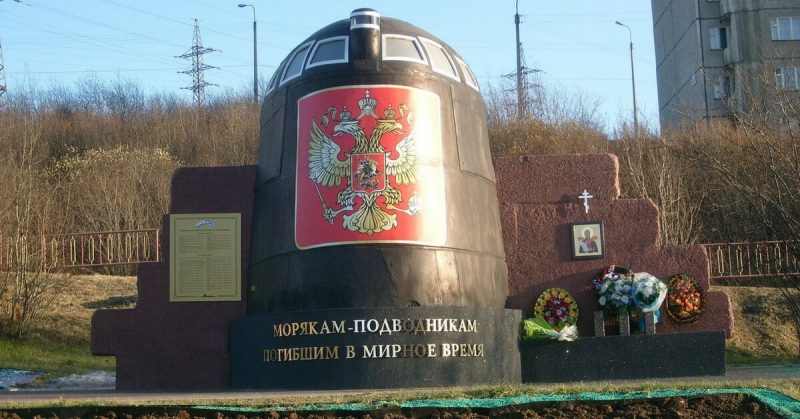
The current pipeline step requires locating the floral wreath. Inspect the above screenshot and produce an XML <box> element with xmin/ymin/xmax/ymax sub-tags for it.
<box><xmin>666</xmin><ymin>273</ymin><xmax>704</xmax><ymax>324</ymax></box>
<box><xmin>533</xmin><ymin>287</ymin><xmax>579</xmax><ymax>332</ymax></box>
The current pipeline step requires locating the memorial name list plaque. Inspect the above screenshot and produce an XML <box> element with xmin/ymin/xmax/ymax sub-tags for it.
<box><xmin>169</xmin><ymin>213</ymin><xmax>242</xmax><ymax>302</ymax></box>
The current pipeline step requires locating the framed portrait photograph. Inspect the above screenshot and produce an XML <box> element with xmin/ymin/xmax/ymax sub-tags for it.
<box><xmin>571</xmin><ymin>221</ymin><xmax>604</xmax><ymax>259</ymax></box>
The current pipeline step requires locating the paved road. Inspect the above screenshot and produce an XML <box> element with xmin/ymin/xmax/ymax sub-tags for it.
<box><xmin>1</xmin><ymin>365</ymin><xmax>799</xmax><ymax>404</ymax></box>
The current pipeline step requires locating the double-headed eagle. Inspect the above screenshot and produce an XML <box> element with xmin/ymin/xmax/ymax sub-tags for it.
<box><xmin>307</xmin><ymin>89</ymin><xmax>419</xmax><ymax>235</ymax></box>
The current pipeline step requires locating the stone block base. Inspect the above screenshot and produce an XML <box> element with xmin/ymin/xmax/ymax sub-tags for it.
<box><xmin>231</xmin><ymin>307</ymin><xmax>522</xmax><ymax>389</ymax></box>
<box><xmin>521</xmin><ymin>331</ymin><xmax>725</xmax><ymax>382</ymax></box>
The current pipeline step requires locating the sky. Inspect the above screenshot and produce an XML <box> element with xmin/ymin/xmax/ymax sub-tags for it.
<box><xmin>0</xmin><ymin>0</ymin><xmax>658</xmax><ymax>132</ymax></box>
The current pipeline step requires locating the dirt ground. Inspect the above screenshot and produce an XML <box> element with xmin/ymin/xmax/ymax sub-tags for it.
<box><xmin>0</xmin><ymin>394</ymin><xmax>781</xmax><ymax>418</ymax></box>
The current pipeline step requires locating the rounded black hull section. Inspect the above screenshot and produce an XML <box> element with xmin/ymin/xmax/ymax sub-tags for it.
<box><xmin>249</xmin><ymin>14</ymin><xmax>507</xmax><ymax>313</ymax></box>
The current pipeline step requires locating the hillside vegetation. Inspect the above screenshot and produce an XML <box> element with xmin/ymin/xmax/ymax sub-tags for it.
<box><xmin>0</xmin><ymin>77</ymin><xmax>799</xmax><ymax>341</ymax></box>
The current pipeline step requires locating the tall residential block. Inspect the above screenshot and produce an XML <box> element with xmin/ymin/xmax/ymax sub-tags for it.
<box><xmin>652</xmin><ymin>0</ymin><xmax>800</xmax><ymax>129</ymax></box>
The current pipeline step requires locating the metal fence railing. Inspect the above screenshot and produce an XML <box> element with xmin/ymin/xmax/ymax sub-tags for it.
<box><xmin>702</xmin><ymin>241</ymin><xmax>800</xmax><ymax>281</ymax></box>
<box><xmin>2</xmin><ymin>231</ymin><xmax>798</xmax><ymax>280</ymax></box>
<box><xmin>0</xmin><ymin>229</ymin><xmax>160</xmax><ymax>271</ymax></box>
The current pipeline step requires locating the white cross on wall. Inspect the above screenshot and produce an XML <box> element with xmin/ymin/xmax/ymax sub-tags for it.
<box><xmin>579</xmin><ymin>190</ymin><xmax>593</xmax><ymax>214</ymax></box>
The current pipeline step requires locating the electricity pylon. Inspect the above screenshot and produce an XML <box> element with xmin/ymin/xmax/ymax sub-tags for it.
<box><xmin>177</xmin><ymin>19</ymin><xmax>218</xmax><ymax>107</ymax></box>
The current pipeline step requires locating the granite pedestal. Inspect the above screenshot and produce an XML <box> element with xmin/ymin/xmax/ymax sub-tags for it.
<box><xmin>520</xmin><ymin>331</ymin><xmax>726</xmax><ymax>383</ymax></box>
<box><xmin>231</xmin><ymin>307</ymin><xmax>522</xmax><ymax>389</ymax></box>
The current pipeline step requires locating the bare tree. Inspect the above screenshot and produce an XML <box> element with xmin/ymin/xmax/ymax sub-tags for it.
<box><xmin>0</xmin><ymin>109</ymin><xmax>70</xmax><ymax>337</ymax></box>
<box><xmin>668</xmin><ymin>59</ymin><xmax>800</xmax><ymax>352</ymax></box>
<box><xmin>484</xmin><ymin>78</ymin><xmax>609</xmax><ymax>156</ymax></box>
<box><xmin>615</xmin><ymin>128</ymin><xmax>703</xmax><ymax>246</ymax></box>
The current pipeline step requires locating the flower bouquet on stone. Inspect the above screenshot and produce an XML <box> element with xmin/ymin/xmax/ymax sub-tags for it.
<box><xmin>631</xmin><ymin>272</ymin><xmax>668</xmax><ymax>325</ymax></box>
<box><xmin>594</xmin><ymin>265</ymin><xmax>635</xmax><ymax>315</ymax></box>
<box><xmin>593</xmin><ymin>266</ymin><xmax>668</xmax><ymax>333</ymax></box>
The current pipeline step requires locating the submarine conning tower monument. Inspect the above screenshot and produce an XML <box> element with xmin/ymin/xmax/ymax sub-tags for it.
<box><xmin>247</xmin><ymin>8</ymin><xmax>509</xmax><ymax>312</ymax></box>
<box><xmin>232</xmin><ymin>8</ymin><xmax>522</xmax><ymax>389</ymax></box>
<box><xmin>91</xmin><ymin>8</ymin><xmax>731</xmax><ymax>391</ymax></box>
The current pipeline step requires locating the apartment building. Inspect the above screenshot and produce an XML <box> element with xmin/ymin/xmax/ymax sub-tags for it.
<box><xmin>652</xmin><ymin>0</ymin><xmax>800</xmax><ymax>129</ymax></box>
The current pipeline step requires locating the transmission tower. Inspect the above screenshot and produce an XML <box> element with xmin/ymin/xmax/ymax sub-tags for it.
<box><xmin>177</xmin><ymin>19</ymin><xmax>218</xmax><ymax>107</ymax></box>
<box><xmin>0</xmin><ymin>37</ymin><xmax>8</xmax><ymax>110</ymax></box>
<box><xmin>503</xmin><ymin>45</ymin><xmax>541</xmax><ymax>119</ymax></box>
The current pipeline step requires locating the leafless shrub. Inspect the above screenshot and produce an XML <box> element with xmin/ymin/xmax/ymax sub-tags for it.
<box><xmin>615</xmin><ymin>127</ymin><xmax>703</xmax><ymax>246</ymax></box>
<box><xmin>485</xmin><ymin>78</ymin><xmax>608</xmax><ymax>156</ymax></box>
<box><xmin>665</xmin><ymin>59</ymin><xmax>800</xmax><ymax>351</ymax></box>
<box><xmin>48</xmin><ymin>145</ymin><xmax>182</xmax><ymax>233</ymax></box>
<box><xmin>0</xmin><ymin>110</ymin><xmax>71</xmax><ymax>337</ymax></box>
<box><xmin>3</xmin><ymin>80</ymin><xmax>257</xmax><ymax>281</ymax></box>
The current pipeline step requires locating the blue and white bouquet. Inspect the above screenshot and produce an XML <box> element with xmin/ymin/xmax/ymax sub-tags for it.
<box><xmin>592</xmin><ymin>265</ymin><xmax>633</xmax><ymax>314</ymax></box>
<box><xmin>631</xmin><ymin>272</ymin><xmax>668</xmax><ymax>312</ymax></box>
<box><xmin>594</xmin><ymin>266</ymin><xmax>668</xmax><ymax>321</ymax></box>
<box><xmin>596</xmin><ymin>269</ymin><xmax>635</xmax><ymax>314</ymax></box>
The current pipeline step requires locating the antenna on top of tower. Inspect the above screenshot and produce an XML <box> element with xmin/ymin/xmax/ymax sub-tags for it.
<box><xmin>177</xmin><ymin>19</ymin><xmax>219</xmax><ymax>107</ymax></box>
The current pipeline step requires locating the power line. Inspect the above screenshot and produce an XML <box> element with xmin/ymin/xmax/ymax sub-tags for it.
<box><xmin>26</xmin><ymin>1</ymin><xmax>187</xmax><ymax>51</ymax></box>
<box><xmin>101</xmin><ymin>0</ymin><xmax>298</xmax><ymax>50</ymax></box>
<box><xmin>2</xmin><ymin>0</ymin><xmax>281</xmax><ymax>90</ymax></box>
<box><xmin>4</xmin><ymin>64</ymin><xmax>273</xmax><ymax>77</ymax></box>
<box><xmin>1</xmin><ymin>12</ymin><xmax>182</xmax><ymax>70</ymax></box>
<box><xmin>5</xmin><ymin>2</ymin><xmax>252</xmax><ymax>78</ymax></box>
<box><xmin>177</xmin><ymin>19</ymin><xmax>218</xmax><ymax>107</ymax></box>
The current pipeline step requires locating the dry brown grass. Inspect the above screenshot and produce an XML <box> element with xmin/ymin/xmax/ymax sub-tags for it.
<box><xmin>28</xmin><ymin>274</ymin><xmax>136</xmax><ymax>344</ymax></box>
<box><xmin>26</xmin><ymin>276</ymin><xmax>796</xmax><ymax>361</ymax></box>
<box><xmin>720</xmin><ymin>286</ymin><xmax>798</xmax><ymax>359</ymax></box>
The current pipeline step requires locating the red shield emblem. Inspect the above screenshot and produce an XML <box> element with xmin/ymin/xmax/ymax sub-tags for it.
<box><xmin>351</xmin><ymin>153</ymin><xmax>386</xmax><ymax>193</ymax></box>
<box><xmin>295</xmin><ymin>85</ymin><xmax>446</xmax><ymax>249</ymax></box>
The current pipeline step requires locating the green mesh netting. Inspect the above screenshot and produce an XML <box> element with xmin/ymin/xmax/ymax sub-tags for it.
<box><xmin>194</xmin><ymin>387</ymin><xmax>800</xmax><ymax>417</ymax></box>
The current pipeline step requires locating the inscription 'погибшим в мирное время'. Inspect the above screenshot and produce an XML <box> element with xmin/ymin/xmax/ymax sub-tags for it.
<box><xmin>264</xmin><ymin>317</ymin><xmax>483</xmax><ymax>362</ymax></box>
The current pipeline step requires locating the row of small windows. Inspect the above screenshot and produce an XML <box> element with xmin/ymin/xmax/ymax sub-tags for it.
<box><xmin>771</xmin><ymin>17</ymin><xmax>800</xmax><ymax>41</ymax></box>
<box><xmin>709</xmin><ymin>17</ymin><xmax>799</xmax><ymax>53</ymax></box>
<box><xmin>266</xmin><ymin>34</ymin><xmax>480</xmax><ymax>93</ymax></box>
<box><xmin>711</xmin><ymin>67</ymin><xmax>800</xmax><ymax>98</ymax></box>
<box><xmin>382</xmin><ymin>35</ymin><xmax>479</xmax><ymax>89</ymax></box>
<box><xmin>712</xmin><ymin>67</ymin><xmax>798</xmax><ymax>97</ymax></box>
<box><xmin>279</xmin><ymin>36</ymin><xmax>350</xmax><ymax>86</ymax></box>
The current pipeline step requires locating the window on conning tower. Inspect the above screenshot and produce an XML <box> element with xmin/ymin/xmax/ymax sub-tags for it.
<box><xmin>420</xmin><ymin>37</ymin><xmax>460</xmax><ymax>81</ymax></box>
<box><xmin>265</xmin><ymin>64</ymin><xmax>282</xmax><ymax>94</ymax></box>
<box><xmin>455</xmin><ymin>56</ymin><xmax>480</xmax><ymax>91</ymax></box>
<box><xmin>281</xmin><ymin>42</ymin><xmax>313</xmax><ymax>85</ymax></box>
<box><xmin>382</xmin><ymin>34</ymin><xmax>427</xmax><ymax>64</ymax></box>
<box><xmin>308</xmin><ymin>36</ymin><xmax>349</xmax><ymax>68</ymax></box>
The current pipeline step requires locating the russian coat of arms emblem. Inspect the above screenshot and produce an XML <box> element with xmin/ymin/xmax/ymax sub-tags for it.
<box><xmin>295</xmin><ymin>86</ymin><xmax>446</xmax><ymax>249</ymax></box>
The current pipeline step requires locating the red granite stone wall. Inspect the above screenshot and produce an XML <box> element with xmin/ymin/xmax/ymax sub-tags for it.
<box><xmin>91</xmin><ymin>153</ymin><xmax>733</xmax><ymax>391</ymax></box>
<box><xmin>91</xmin><ymin>165</ymin><xmax>257</xmax><ymax>390</ymax></box>
<box><xmin>494</xmin><ymin>154</ymin><xmax>733</xmax><ymax>337</ymax></box>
